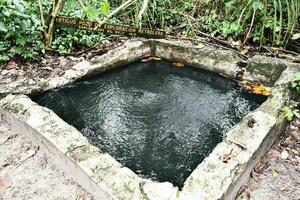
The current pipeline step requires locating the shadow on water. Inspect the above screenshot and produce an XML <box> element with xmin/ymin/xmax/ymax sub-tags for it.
<box><xmin>33</xmin><ymin>61</ymin><xmax>266</xmax><ymax>188</ymax></box>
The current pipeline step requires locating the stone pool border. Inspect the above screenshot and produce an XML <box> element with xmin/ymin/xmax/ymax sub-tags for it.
<box><xmin>0</xmin><ymin>39</ymin><xmax>299</xmax><ymax>200</ymax></box>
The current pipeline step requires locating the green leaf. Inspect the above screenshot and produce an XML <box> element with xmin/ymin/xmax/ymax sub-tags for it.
<box><xmin>252</xmin><ymin>0</ymin><xmax>264</xmax><ymax>10</ymax></box>
<box><xmin>85</xmin><ymin>6</ymin><xmax>99</xmax><ymax>21</ymax></box>
<box><xmin>13</xmin><ymin>0</ymin><xmax>25</xmax><ymax>13</ymax></box>
<box><xmin>20</xmin><ymin>19</ymin><xmax>30</xmax><ymax>31</ymax></box>
<box><xmin>272</xmin><ymin>170</ymin><xmax>279</xmax><ymax>178</ymax></box>
<box><xmin>0</xmin><ymin>22</ymin><xmax>8</xmax><ymax>32</ymax></box>
<box><xmin>295</xmin><ymin>72</ymin><xmax>300</xmax><ymax>80</ymax></box>
<box><xmin>292</xmin><ymin>33</ymin><xmax>300</xmax><ymax>40</ymax></box>
<box><xmin>0</xmin><ymin>54</ymin><xmax>10</xmax><ymax>62</ymax></box>
<box><xmin>16</xmin><ymin>37</ymin><xmax>27</xmax><ymax>46</ymax></box>
<box><xmin>65</xmin><ymin>0</ymin><xmax>76</xmax><ymax>12</ymax></box>
<box><xmin>293</xmin><ymin>109</ymin><xmax>300</xmax><ymax>119</ymax></box>
<box><xmin>101</xmin><ymin>0</ymin><xmax>110</xmax><ymax>16</ymax></box>
<box><xmin>282</xmin><ymin>106</ymin><xmax>294</xmax><ymax>121</ymax></box>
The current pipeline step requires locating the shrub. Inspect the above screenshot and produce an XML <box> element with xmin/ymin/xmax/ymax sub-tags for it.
<box><xmin>0</xmin><ymin>0</ymin><xmax>45</xmax><ymax>66</ymax></box>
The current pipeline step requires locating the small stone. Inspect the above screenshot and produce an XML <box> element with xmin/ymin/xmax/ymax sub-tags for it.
<box><xmin>18</xmin><ymin>70</ymin><xmax>27</xmax><ymax>76</ymax></box>
<box><xmin>196</xmin><ymin>43</ymin><xmax>205</xmax><ymax>49</ymax></box>
<box><xmin>27</xmin><ymin>79</ymin><xmax>37</xmax><ymax>85</ymax></box>
<box><xmin>280</xmin><ymin>150</ymin><xmax>289</xmax><ymax>160</ymax></box>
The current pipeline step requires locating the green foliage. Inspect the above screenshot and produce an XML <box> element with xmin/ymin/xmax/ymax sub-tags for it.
<box><xmin>0</xmin><ymin>0</ymin><xmax>44</xmax><ymax>65</ymax></box>
<box><xmin>0</xmin><ymin>0</ymin><xmax>298</xmax><ymax>63</ymax></box>
<box><xmin>110</xmin><ymin>0</ymin><xmax>194</xmax><ymax>31</ymax></box>
<box><xmin>282</xmin><ymin>106</ymin><xmax>300</xmax><ymax>121</ymax></box>
<box><xmin>196</xmin><ymin>0</ymin><xmax>300</xmax><ymax>45</ymax></box>
<box><xmin>282</xmin><ymin>72</ymin><xmax>300</xmax><ymax>122</ymax></box>
<box><xmin>52</xmin><ymin>28</ymin><xmax>108</xmax><ymax>54</ymax></box>
<box><xmin>50</xmin><ymin>0</ymin><xmax>111</xmax><ymax>54</ymax></box>
<box><xmin>290</xmin><ymin>72</ymin><xmax>300</xmax><ymax>93</ymax></box>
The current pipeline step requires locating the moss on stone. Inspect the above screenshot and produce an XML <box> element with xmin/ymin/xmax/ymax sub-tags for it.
<box><xmin>247</xmin><ymin>61</ymin><xmax>287</xmax><ymax>83</ymax></box>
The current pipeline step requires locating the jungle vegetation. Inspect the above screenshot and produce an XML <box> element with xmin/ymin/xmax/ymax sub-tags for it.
<box><xmin>0</xmin><ymin>0</ymin><xmax>299</xmax><ymax>65</ymax></box>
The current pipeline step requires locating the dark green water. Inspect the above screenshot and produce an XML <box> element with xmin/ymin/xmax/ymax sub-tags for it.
<box><xmin>34</xmin><ymin>61</ymin><xmax>265</xmax><ymax>188</ymax></box>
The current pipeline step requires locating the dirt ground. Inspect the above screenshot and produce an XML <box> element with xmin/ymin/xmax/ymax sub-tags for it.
<box><xmin>0</xmin><ymin>38</ymin><xmax>299</xmax><ymax>199</ymax></box>
<box><xmin>237</xmin><ymin>118</ymin><xmax>300</xmax><ymax>200</ymax></box>
<box><xmin>0</xmin><ymin>38</ymin><xmax>125</xmax><ymax>86</ymax></box>
<box><xmin>1</xmin><ymin>117</ymin><xmax>299</xmax><ymax>200</ymax></box>
<box><xmin>0</xmin><ymin>116</ymin><xmax>94</xmax><ymax>200</ymax></box>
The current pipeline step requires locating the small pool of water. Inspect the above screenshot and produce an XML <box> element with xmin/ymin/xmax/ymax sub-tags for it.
<box><xmin>34</xmin><ymin>61</ymin><xmax>266</xmax><ymax>188</ymax></box>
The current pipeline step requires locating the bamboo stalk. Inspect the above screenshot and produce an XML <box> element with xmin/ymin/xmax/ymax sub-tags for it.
<box><xmin>137</xmin><ymin>0</ymin><xmax>149</xmax><ymax>22</ymax></box>
<box><xmin>45</xmin><ymin>0</ymin><xmax>64</xmax><ymax>47</ymax></box>
<box><xmin>38</xmin><ymin>0</ymin><xmax>46</xmax><ymax>38</ymax></box>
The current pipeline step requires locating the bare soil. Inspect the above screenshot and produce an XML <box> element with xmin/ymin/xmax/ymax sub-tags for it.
<box><xmin>0</xmin><ymin>116</ymin><xmax>94</xmax><ymax>200</ymax></box>
<box><xmin>237</xmin><ymin>119</ymin><xmax>300</xmax><ymax>200</ymax></box>
<box><xmin>0</xmin><ymin>38</ymin><xmax>299</xmax><ymax>200</ymax></box>
<box><xmin>0</xmin><ymin>38</ymin><xmax>125</xmax><ymax>86</ymax></box>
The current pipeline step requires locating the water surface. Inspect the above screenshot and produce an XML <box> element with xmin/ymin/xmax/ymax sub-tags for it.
<box><xmin>34</xmin><ymin>61</ymin><xmax>265</xmax><ymax>188</ymax></box>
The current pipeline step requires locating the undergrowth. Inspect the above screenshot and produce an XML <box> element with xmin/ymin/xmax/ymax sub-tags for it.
<box><xmin>0</xmin><ymin>0</ymin><xmax>299</xmax><ymax>66</ymax></box>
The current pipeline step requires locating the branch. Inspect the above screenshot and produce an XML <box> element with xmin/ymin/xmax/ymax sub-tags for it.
<box><xmin>95</xmin><ymin>0</ymin><xmax>136</xmax><ymax>29</ymax></box>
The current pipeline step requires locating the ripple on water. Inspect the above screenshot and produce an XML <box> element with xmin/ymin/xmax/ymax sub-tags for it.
<box><xmin>34</xmin><ymin>61</ymin><xmax>266</xmax><ymax>188</ymax></box>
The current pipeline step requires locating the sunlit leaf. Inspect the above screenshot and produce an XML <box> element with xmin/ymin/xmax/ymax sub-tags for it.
<box><xmin>0</xmin><ymin>22</ymin><xmax>7</xmax><ymax>32</ymax></box>
<box><xmin>293</xmin><ymin>109</ymin><xmax>300</xmax><ymax>119</ymax></box>
<box><xmin>101</xmin><ymin>0</ymin><xmax>110</xmax><ymax>16</ymax></box>
<box><xmin>251</xmin><ymin>84</ymin><xmax>271</xmax><ymax>96</ymax></box>
<box><xmin>252</xmin><ymin>0</ymin><xmax>264</xmax><ymax>10</ymax></box>
<box><xmin>292</xmin><ymin>33</ymin><xmax>300</xmax><ymax>40</ymax></box>
<box><xmin>85</xmin><ymin>6</ymin><xmax>99</xmax><ymax>21</ymax></box>
<box><xmin>295</xmin><ymin>72</ymin><xmax>300</xmax><ymax>80</ymax></box>
<box><xmin>173</xmin><ymin>62</ymin><xmax>185</xmax><ymax>68</ymax></box>
<box><xmin>282</xmin><ymin>106</ymin><xmax>294</xmax><ymax>121</ymax></box>
<box><xmin>65</xmin><ymin>0</ymin><xmax>76</xmax><ymax>13</ymax></box>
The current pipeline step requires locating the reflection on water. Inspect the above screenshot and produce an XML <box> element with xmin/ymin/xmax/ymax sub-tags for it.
<box><xmin>34</xmin><ymin>61</ymin><xmax>266</xmax><ymax>188</ymax></box>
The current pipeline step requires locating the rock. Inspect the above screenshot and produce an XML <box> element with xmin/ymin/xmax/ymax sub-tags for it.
<box><xmin>280</xmin><ymin>150</ymin><xmax>289</xmax><ymax>160</ymax></box>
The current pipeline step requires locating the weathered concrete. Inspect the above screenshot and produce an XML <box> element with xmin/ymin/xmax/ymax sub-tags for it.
<box><xmin>0</xmin><ymin>40</ymin><xmax>151</xmax><ymax>98</ymax></box>
<box><xmin>0</xmin><ymin>95</ymin><xmax>179</xmax><ymax>200</ymax></box>
<box><xmin>0</xmin><ymin>39</ymin><xmax>290</xmax><ymax>98</ymax></box>
<box><xmin>0</xmin><ymin>39</ymin><xmax>298</xmax><ymax>200</ymax></box>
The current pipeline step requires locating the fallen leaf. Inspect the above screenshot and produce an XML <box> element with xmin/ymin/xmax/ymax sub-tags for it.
<box><xmin>267</xmin><ymin>148</ymin><xmax>281</xmax><ymax>158</ymax></box>
<box><xmin>262</xmin><ymin>90</ymin><xmax>271</xmax><ymax>96</ymax></box>
<box><xmin>281</xmin><ymin>136</ymin><xmax>294</xmax><ymax>146</ymax></box>
<box><xmin>149</xmin><ymin>56</ymin><xmax>162</xmax><ymax>61</ymax></box>
<box><xmin>241</xmin><ymin>82</ymin><xmax>272</xmax><ymax>96</ymax></box>
<box><xmin>220</xmin><ymin>149</ymin><xmax>234</xmax><ymax>163</ymax></box>
<box><xmin>173</xmin><ymin>62</ymin><xmax>185</xmax><ymax>68</ymax></box>
<box><xmin>6</xmin><ymin>61</ymin><xmax>17</xmax><ymax>69</ymax></box>
<box><xmin>254</xmin><ymin>161</ymin><xmax>268</xmax><ymax>174</ymax></box>
<box><xmin>141</xmin><ymin>56</ymin><xmax>162</xmax><ymax>62</ymax></box>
